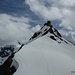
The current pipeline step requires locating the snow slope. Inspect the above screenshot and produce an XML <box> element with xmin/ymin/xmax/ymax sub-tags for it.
<box><xmin>14</xmin><ymin>33</ymin><xmax>75</xmax><ymax>75</ymax></box>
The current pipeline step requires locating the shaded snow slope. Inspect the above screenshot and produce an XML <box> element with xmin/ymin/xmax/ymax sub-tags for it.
<box><xmin>14</xmin><ymin>34</ymin><xmax>75</xmax><ymax>75</ymax></box>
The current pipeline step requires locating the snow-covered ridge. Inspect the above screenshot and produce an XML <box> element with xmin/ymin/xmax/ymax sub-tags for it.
<box><xmin>13</xmin><ymin>25</ymin><xmax>75</xmax><ymax>75</ymax></box>
<box><xmin>0</xmin><ymin>24</ymin><xmax>75</xmax><ymax>75</ymax></box>
<box><xmin>21</xmin><ymin>24</ymin><xmax>74</xmax><ymax>46</ymax></box>
<box><xmin>14</xmin><ymin>29</ymin><xmax>75</xmax><ymax>75</ymax></box>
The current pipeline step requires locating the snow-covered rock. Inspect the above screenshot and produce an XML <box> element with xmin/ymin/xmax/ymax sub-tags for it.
<box><xmin>14</xmin><ymin>33</ymin><xmax>75</xmax><ymax>75</ymax></box>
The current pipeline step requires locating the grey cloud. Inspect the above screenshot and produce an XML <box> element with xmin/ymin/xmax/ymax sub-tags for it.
<box><xmin>25</xmin><ymin>0</ymin><xmax>62</xmax><ymax>20</ymax></box>
<box><xmin>0</xmin><ymin>14</ymin><xmax>41</xmax><ymax>46</ymax></box>
<box><xmin>60</xmin><ymin>30</ymin><xmax>75</xmax><ymax>45</ymax></box>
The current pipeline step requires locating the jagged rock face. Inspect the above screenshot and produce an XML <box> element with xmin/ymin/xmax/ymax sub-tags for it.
<box><xmin>0</xmin><ymin>55</ymin><xmax>19</xmax><ymax>75</ymax></box>
<box><xmin>47</xmin><ymin>27</ymin><xmax>70</xmax><ymax>45</ymax></box>
<box><xmin>0</xmin><ymin>45</ymin><xmax>20</xmax><ymax>75</ymax></box>
<box><xmin>28</xmin><ymin>25</ymin><xmax>69</xmax><ymax>45</ymax></box>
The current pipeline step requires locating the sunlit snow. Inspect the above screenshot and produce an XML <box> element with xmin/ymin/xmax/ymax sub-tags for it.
<box><xmin>14</xmin><ymin>34</ymin><xmax>75</xmax><ymax>75</ymax></box>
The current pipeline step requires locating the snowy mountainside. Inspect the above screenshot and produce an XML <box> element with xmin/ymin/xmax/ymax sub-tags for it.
<box><xmin>14</xmin><ymin>32</ymin><xmax>75</xmax><ymax>75</ymax></box>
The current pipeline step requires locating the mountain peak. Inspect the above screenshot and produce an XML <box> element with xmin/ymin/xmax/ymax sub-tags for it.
<box><xmin>27</xmin><ymin>23</ymin><xmax>70</xmax><ymax>46</ymax></box>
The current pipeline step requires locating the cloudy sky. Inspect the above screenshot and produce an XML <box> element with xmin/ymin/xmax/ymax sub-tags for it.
<box><xmin>0</xmin><ymin>0</ymin><xmax>75</xmax><ymax>46</ymax></box>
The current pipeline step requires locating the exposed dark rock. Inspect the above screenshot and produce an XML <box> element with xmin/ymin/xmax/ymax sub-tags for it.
<box><xmin>64</xmin><ymin>40</ymin><xmax>69</xmax><ymax>44</ymax></box>
<box><xmin>0</xmin><ymin>55</ymin><xmax>19</xmax><ymax>75</ymax></box>
<box><xmin>54</xmin><ymin>28</ymin><xmax>62</xmax><ymax>37</ymax></box>
<box><xmin>50</xmin><ymin>36</ymin><xmax>57</xmax><ymax>41</ymax></box>
<box><xmin>42</xmin><ymin>30</ymin><xmax>48</xmax><ymax>36</ymax></box>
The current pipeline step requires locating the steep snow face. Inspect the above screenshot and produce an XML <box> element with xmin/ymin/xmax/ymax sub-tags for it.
<box><xmin>14</xmin><ymin>34</ymin><xmax>75</xmax><ymax>75</ymax></box>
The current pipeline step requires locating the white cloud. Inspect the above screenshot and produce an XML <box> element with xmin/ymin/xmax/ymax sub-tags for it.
<box><xmin>31</xmin><ymin>25</ymin><xmax>41</xmax><ymax>32</ymax></box>
<box><xmin>25</xmin><ymin>0</ymin><xmax>62</xmax><ymax>20</ymax></box>
<box><xmin>59</xmin><ymin>0</ymin><xmax>75</xmax><ymax>7</ymax></box>
<box><xmin>25</xmin><ymin>0</ymin><xmax>75</xmax><ymax>29</ymax></box>
<box><xmin>0</xmin><ymin>14</ymin><xmax>41</xmax><ymax>46</ymax></box>
<box><xmin>59</xmin><ymin>30</ymin><xmax>75</xmax><ymax>44</ymax></box>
